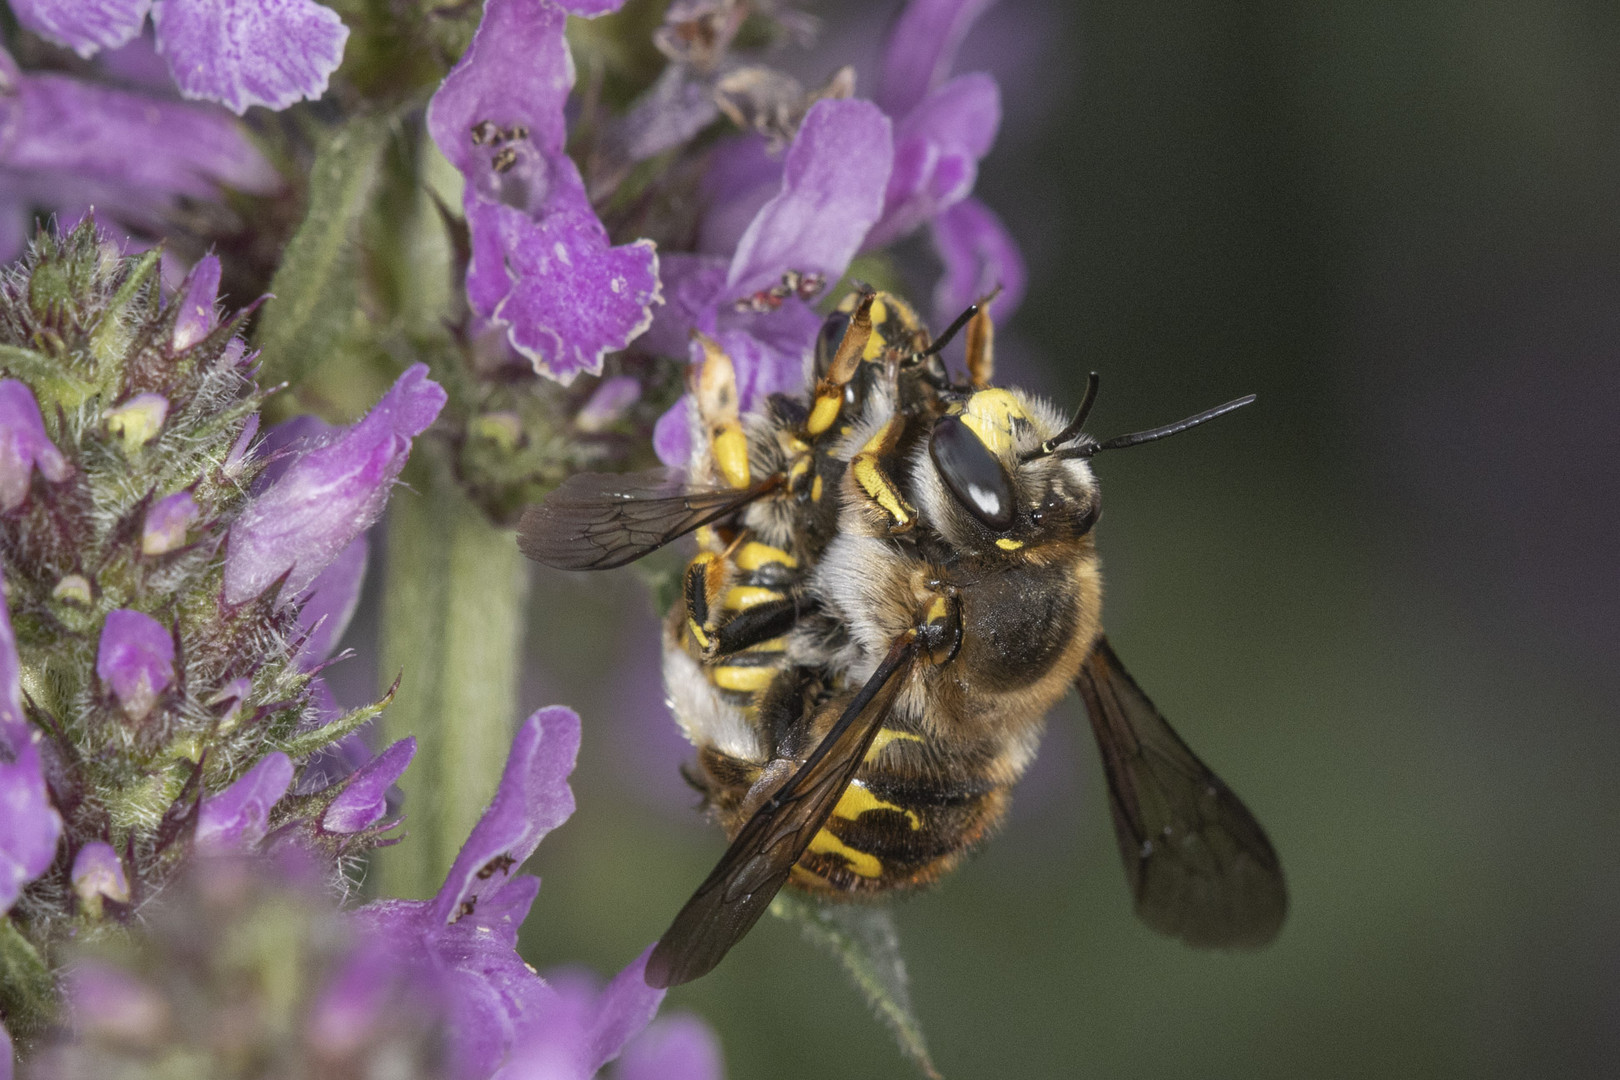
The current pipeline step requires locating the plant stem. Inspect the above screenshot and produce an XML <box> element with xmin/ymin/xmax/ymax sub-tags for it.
<box><xmin>372</xmin><ymin>441</ymin><xmax>530</xmax><ymax>900</ymax></box>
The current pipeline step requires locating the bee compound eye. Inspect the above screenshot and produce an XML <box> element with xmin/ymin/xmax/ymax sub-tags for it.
<box><xmin>928</xmin><ymin>415</ymin><xmax>1017</xmax><ymax>531</ymax></box>
<box><xmin>815</xmin><ymin>309</ymin><xmax>852</xmax><ymax>374</ymax></box>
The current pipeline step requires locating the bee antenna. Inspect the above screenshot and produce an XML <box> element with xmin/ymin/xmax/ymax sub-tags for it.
<box><xmin>918</xmin><ymin>302</ymin><xmax>980</xmax><ymax>359</ymax></box>
<box><xmin>1061</xmin><ymin>394</ymin><xmax>1257</xmax><ymax>459</ymax></box>
<box><xmin>1020</xmin><ymin>372</ymin><xmax>1100</xmax><ymax>462</ymax></box>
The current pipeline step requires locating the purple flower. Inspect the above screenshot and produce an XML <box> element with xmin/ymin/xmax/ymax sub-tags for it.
<box><xmin>0</xmin><ymin>379</ymin><xmax>71</xmax><ymax>511</ymax></box>
<box><xmin>95</xmin><ymin>608</ymin><xmax>174</xmax><ymax>721</ymax></box>
<box><xmin>427</xmin><ymin>0</ymin><xmax>661</xmax><ymax>384</ymax></box>
<box><xmin>223</xmin><ymin>364</ymin><xmax>445</xmax><ymax>606</ymax></box>
<box><xmin>358</xmin><ymin>706</ymin><xmax>668</xmax><ymax>1079</ymax></box>
<box><xmin>0</xmin><ymin>571</ymin><xmax>63</xmax><ymax>916</ymax></box>
<box><xmin>170</xmin><ymin>252</ymin><xmax>221</xmax><ymax>351</ymax></box>
<box><xmin>62</xmin><ymin>961</ymin><xmax>169</xmax><ymax>1045</ymax></box>
<box><xmin>322</xmin><ymin>737</ymin><xmax>414</xmax><ymax>834</ymax></box>
<box><xmin>71</xmin><ymin>841</ymin><xmax>130</xmax><ymax>908</ymax></box>
<box><xmin>195</xmin><ymin>752</ymin><xmax>294</xmax><ymax>848</ymax></box>
<box><xmin>613</xmin><ymin>1014</ymin><xmax>725</xmax><ymax>1080</ymax></box>
<box><xmin>575</xmin><ymin>376</ymin><xmax>642</xmax><ymax>433</ymax></box>
<box><xmin>103</xmin><ymin>393</ymin><xmax>170</xmax><ymax>452</ymax></box>
<box><xmin>932</xmin><ymin>196</ymin><xmax>1027</xmax><ymax>327</ymax></box>
<box><xmin>0</xmin><ymin>47</ymin><xmax>278</xmax><ymax>260</ymax></box>
<box><xmin>495</xmin><ymin>953</ymin><xmax>666</xmax><ymax>1080</ymax></box>
<box><xmin>141</xmin><ymin>490</ymin><xmax>199</xmax><ymax>555</ymax></box>
<box><xmin>12</xmin><ymin>0</ymin><xmax>350</xmax><ymax>114</ymax></box>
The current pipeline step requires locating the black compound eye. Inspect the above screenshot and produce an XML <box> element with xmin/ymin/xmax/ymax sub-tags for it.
<box><xmin>814</xmin><ymin>309</ymin><xmax>852</xmax><ymax>376</ymax></box>
<box><xmin>929</xmin><ymin>415</ymin><xmax>1017</xmax><ymax>531</ymax></box>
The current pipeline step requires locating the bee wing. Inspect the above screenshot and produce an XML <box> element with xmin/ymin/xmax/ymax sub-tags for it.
<box><xmin>1075</xmin><ymin>634</ymin><xmax>1287</xmax><ymax>948</ymax></box>
<box><xmin>645</xmin><ymin>632</ymin><xmax>923</xmax><ymax>989</ymax></box>
<box><xmin>516</xmin><ymin>469</ymin><xmax>782</xmax><ymax>571</ymax></box>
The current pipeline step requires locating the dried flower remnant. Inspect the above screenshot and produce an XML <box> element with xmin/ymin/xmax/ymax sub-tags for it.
<box><xmin>11</xmin><ymin>0</ymin><xmax>350</xmax><ymax>114</ymax></box>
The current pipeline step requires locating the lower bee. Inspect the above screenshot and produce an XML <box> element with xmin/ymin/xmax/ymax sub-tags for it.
<box><xmin>518</xmin><ymin>291</ymin><xmax>1287</xmax><ymax>988</ymax></box>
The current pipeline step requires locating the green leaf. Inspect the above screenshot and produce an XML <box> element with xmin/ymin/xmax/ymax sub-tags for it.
<box><xmin>0</xmin><ymin>915</ymin><xmax>57</xmax><ymax>1039</ymax></box>
<box><xmin>771</xmin><ymin>892</ymin><xmax>942</xmax><ymax>1080</ymax></box>
<box><xmin>278</xmin><ymin>677</ymin><xmax>399</xmax><ymax>761</ymax></box>
<box><xmin>253</xmin><ymin>115</ymin><xmax>393</xmax><ymax>390</ymax></box>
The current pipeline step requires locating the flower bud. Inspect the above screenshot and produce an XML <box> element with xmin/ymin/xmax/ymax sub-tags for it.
<box><xmin>0</xmin><ymin>379</ymin><xmax>71</xmax><ymax>511</ymax></box>
<box><xmin>171</xmin><ymin>255</ymin><xmax>221</xmax><ymax>352</ymax></box>
<box><xmin>575</xmin><ymin>376</ymin><xmax>641</xmax><ymax>432</ymax></box>
<box><xmin>196</xmin><ymin>753</ymin><xmax>294</xmax><ymax>849</ymax></box>
<box><xmin>52</xmin><ymin>574</ymin><xmax>92</xmax><ymax>605</ymax></box>
<box><xmin>71</xmin><ymin>841</ymin><xmax>130</xmax><ymax>918</ymax></box>
<box><xmin>141</xmin><ymin>491</ymin><xmax>200</xmax><ymax>555</ymax></box>
<box><xmin>95</xmin><ymin>609</ymin><xmax>175</xmax><ymax>721</ymax></box>
<box><xmin>323</xmin><ymin>737</ymin><xmax>416</xmax><ymax>834</ymax></box>
<box><xmin>103</xmin><ymin>393</ymin><xmax>170</xmax><ymax>453</ymax></box>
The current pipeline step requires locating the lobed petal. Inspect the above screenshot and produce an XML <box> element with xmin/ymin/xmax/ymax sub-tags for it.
<box><xmin>930</xmin><ymin>195</ymin><xmax>1026</xmax><ymax>322</ymax></box>
<box><xmin>10</xmin><ymin>0</ymin><xmax>152</xmax><ymax>60</ymax></box>
<box><xmin>877</xmin><ymin>0</ymin><xmax>998</xmax><ymax>119</ymax></box>
<box><xmin>95</xmin><ymin>609</ymin><xmax>174</xmax><ymax>721</ymax></box>
<box><xmin>152</xmin><ymin>0</ymin><xmax>350</xmax><ymax>115</ymax></box>
<box><xmin>428</xmin><ymin>706</ymin><xmax>580</xmax><ymax>927</ymax></box>
<box><xmin>725</xmin><ymin>98</ymin><xmax>893</xmax><ymax>299</ymax></box>
<box><xmin>0</xmin><ymin>379</ymin><xmax>70</xmax><ymax>512</ymax></box>
<box><xmin>222</xmin><ymin>364</ymin><xmax>444</xmax><ymax>606</ymax></box>
<box><xmin>322</xmin><ymin>736</ymin><xmax>414</xmax><ymax>834</ymax></box>
<box><xmin>865</xmin><ymin>72</ymin><xmax>1000</xmax><ymax>250</ymax></box>
<box><xmin>614</xmin><ymin>1013</ymin><xmax>725</xmax><ymax>1080</ymax></box>
<box><xmin>196</xmin><ymin>752</ymin><xmax>294</xmax><ymax>848</ymax></box>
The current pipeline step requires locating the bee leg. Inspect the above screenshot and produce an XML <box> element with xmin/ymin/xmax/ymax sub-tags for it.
<box><xmin>693</xmin><ymin>332</ymin><xmax>751</xmax><ymax>489</ymax></box>
<box><xmin>681</xmin><ymin>551</ymin><xmax>730</xmax><ymax>653</ymax></box>
<box><xmin>706</xmin><ymin>594</ymin><xmax>800</xmax><ymax>659</ymax></box>
<box><xmin>849</xmin><ymin>413</ymin><xmax>918</xmax><ymax>534</ymax></box>
<box><xmin>965</xmin><ymin>300</ymin><xmax>995</xmax><ymax>389</ymax></box>
<box><xmin>804</xmin><ymin>292</ymin><xmax>875</xmax><ymax>438</ymax></box>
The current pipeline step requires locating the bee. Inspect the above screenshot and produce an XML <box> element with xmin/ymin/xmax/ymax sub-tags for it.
<box><xmin>518</xmin><ymin>290</ymin><xmax>1287</xmax><ymax>988</ymax></box>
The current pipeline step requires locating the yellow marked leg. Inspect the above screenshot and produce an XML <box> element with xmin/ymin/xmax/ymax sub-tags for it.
<box><xmin>694</xmin><ymin>333</ymin><xmax>750</xmax><ymax>488</ymax></box>
<box><xmin>734</xmin><ymin>541</ymin><xmax>797</xmax><ymax>572</ymax></box>
<box><xmin>965</xmin><ymin>303</ymin><xmax>995</xmax><ymax>388</ymax></box>
<box><xmin>806</xmin><ymin>293</ymin><xmax>874</xmax><ymax>437</ymax></box>
<box><xmin>682</xmin><ymin>552</ymin><xmax>728</xmax><ymax>651</ymax></box>
<box><xmin>849</xmin><ymin>414</ymin><xmax>916</xmax><ymax>532</ymax></box>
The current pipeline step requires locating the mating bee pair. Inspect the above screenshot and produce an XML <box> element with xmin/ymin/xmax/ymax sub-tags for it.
<box><xmin>519</xmin><ymin>290</ymin><xmax>1287</xmax><ymax>989</ymax></box>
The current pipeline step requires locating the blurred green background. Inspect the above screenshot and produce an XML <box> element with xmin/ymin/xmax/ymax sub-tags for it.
<box><xmin>342</xmin><ymin>2</ymin><xmax>1620</xmax><ymax>1076</ymax></box>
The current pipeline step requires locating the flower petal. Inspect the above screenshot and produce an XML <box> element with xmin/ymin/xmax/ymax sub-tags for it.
<box><xmin>322</xmin><ymin>736</ymin><xmax>414</xmax><ymax>834</ymax></box>
<box><xmin>196</xmin><ymin>752</ymin><xmax>294</xmax><ymax>848</ymax></box>
<box><xmin>223</xmin><ymin>364</ymin><xmax>444</xmax><ymax>606</ymax></box>
<box><xmin>9</xmin><ymin>0</ymin><xmax>152</xmax><ymax>59</ymax></box>
<box><xmin>142</xmin><ymin>490</ymin><xmax>199</xmax><ymax>555</ymax></box>
<box><xmin>865</xmin><ymin>72</ymin><xmax>999</xmax><ymax>250</ymax></box>
<box><xmin>0</xmin><ymin>379</ymin><xmax>71</xmax><ymax>512</ymax></box>
<box><xmin>294</xmin><ymin>534</ymin><xmax>366</xmax><ymax>670</ymax></box>
<box><xmin>0</xmin><ymin>571</ymin><xmax>61</xmax><ymax>917</ymax></box>
<box><xmin>639</xmin><ymin>254</ymin><xmax>728</xmax><ymax>357</ymax></box>
<box><xmin>171</xmin><ymin>252</ymin><xmax>220</xmax><ymax>351</ymax></box>
<box><xmin>152</xmin><ymin>0</ymin><xmax>350</xmax><ymax>114</ymax></box>
<box><xmin>931</xmin><ymin>195</ymin><xmax>1027</xmax><ymax>322</ymax></box>
<box><xmin>614</xmin><ymin>1013</ymin><xmax>725</xmax><ymax>1080</ymax></box>
<box><xmin>876</xmin><ymin>0</ymin><xmax>998</xmax><ymax>120</ymax></box>
<box><xmin>72</xmin><ymin>841</ymin><xmax>131</xmax><ymax>904</ymax></box>
<box><xmin>725</xmin><ymin>98</ymin><xmax>893</xmax><ymax>299</ymax></box>
<box><xmin>95</xmin><ymin>609</ymin><xmax>175</xmax><ymax>721</ymax></box>
<box><xmin>581</xmin><ymin>947</ymin><xmax>666</xmax><ymax>1074</ymax></box>
<box><xmin>429</xmin><ymin>706</ymin><xmax>580</xmax><ymax>927</ymax></box>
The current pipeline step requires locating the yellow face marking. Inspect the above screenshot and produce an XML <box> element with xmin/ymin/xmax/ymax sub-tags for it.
<box><xmin>723</xmin><ymin>585</ymin><xmax>782</xmax><ymax>611</ymax></box>
<box><xmin>959</xmin><ymin>388</ymin><xmax>1029</xmax><ymax>458</ymax></box>
<box><xmin>995</xmin><ymin>538</ymin><xmax>1025</xmax><ymax>551</ymax></box>
<box><xmin>712</xmin><ymin>665</ymin><xmax>776</xmax><ymax>693</ymax></box>
<box><xmin>735</xmin><ymin>541</ymin><xmax>796</xmax><ymax>572</ymax></box>
<box><xmin>852</xmin><ymin>457</ymin><xmax>913</xmax><ymax>528</ymax></box>
<box><xmin>810</xmin><ymin>473</ymin><xmax>824</xmax><ymax>502</ymax></box>
<box><xmin>711</xmin><ymin>428</ymin><xmax>751</xmax><ymax>489</ymax></box>
<box><xmin>834</xmin><ymin>781</ymin><xmax>921</xmax><ymax>830</ymax></box>
<box><xmin>864</xmin><ymin>728</ymin><xmax>925</xmax><ymax>762</ymax></box>
<box><xmin>807</xmin><ymin>828</ymin><xmax>883</xmax><ymax>878</ymax></box>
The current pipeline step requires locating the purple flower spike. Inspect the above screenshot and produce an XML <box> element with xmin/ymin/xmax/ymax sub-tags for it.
<box><xmin>71</xmin><ymin>841</ymin><xmax>130</xmax><ymax>905</ymax></box>
<box><xmin>0</xmin><ymin>571</ymin><xmax>63</xmax><ymax>916</ymax></box>
<box><xmin>171</xmin><ymin>253</ymin><xmax>221</xmax><ymax>351</ymax></box>
<box><xmin>152</xmin><ymin>0</ymin><xmax>349</xmax><ymax>114</ymax></box>
<box><xmin>0</xmin><ymin>379</ymin><xmax>71</xmax><ymax>511</ymax></box>
<box><xmin>429</xmin><ymin>0</ymin><xmax>660</xmax><ymax>383</ymax></box>
<box><xmin>223</xmin><ymin>364</ymin><xmax>444</xmax><ymax>606</ymax></box>
<box><xmin>323</xmin><ymin>737</ymin><xmax>415</xmax><ymax>834</ymax></box>
<box><xmin>195</xmin><ymin>752</ymin><xmax>294</xmax><ymax>848</ymax></box>
<box><xmin>931</xmin><ymin>196</ymin><xmax>1027</xmax><ymax>322</ymax></box>
<box><xmin>615</xmin><ymin>1014</ymin><xmax>725</xmax><ymax>1080</ymax></box>
<box><xmin>9</xmin><ymin>0</ymin><xmax>151</xmax><ymax>59</ymax></box>
<box><xmin>95</xmin><ymin>609</ymin><xmax>174</xmax><ymax>721</ymax></box>
<box><xmin>725</xmin><ymin>98</ymin><xmax>893</xmax><ymax>298</ymax></box>
<box><xmin>142</xmin><ymin>490</ymin><xmax>199</xmax><ymax>555</ymax></box>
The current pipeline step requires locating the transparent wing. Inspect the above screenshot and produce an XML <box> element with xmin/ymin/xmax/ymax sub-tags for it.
<box><xmin>645</xmin><ymin>632</ymin><xmax>922</xmax><ymax>988</ymax></box>
<box><xmin>516</xmin><ymin>469</ymin><xmax>782</xmax><ymax>571</ymax></box>
<box><xmin>1075</xmin><ymin>635</ymin><xmax>1287</xmax><ymax>948</ymax></box>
